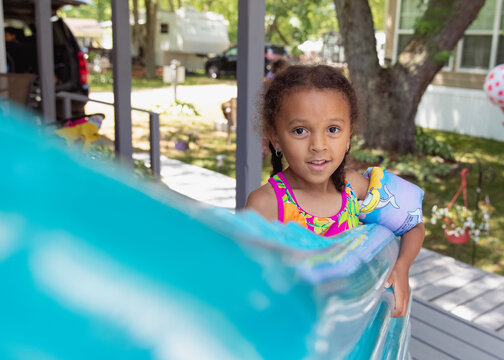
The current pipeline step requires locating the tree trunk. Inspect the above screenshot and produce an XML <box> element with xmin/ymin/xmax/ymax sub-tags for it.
<box><xmin>266</xmin><ymin>15</ymin><xmax>278</xmax><ymax>43</ymax></box>
<box><xmin>167</xmin><ymin>0</ymin><xmax>175</xmax><ymax>12</ymax></box>
<box><xmin>275</xmin><ymin>27</ymin><xmax>290</xmax><ymax>46</ymax></box>
<box><xmin>144</xmin><ymin>0</ymin><xmax>158</xmax><ymax>78</ymax></box>
<box><xmin>203</xmin><ymin>1</ymin><xmax>215</xmax><ymax>12</ymax></box>
<box><xmin>333</xmin><ymin>0</ymin><xmax>485</xmax><ymax>153</ymax></box>
<box><xmin>132</xmin><ymin>0</ymin><xmax>141</xmax><ymax>55</ymax></box>
<box><xmin>95</xmin><ymin>0</ymin><xmax>107</xmax><ymax>22</ymax></box>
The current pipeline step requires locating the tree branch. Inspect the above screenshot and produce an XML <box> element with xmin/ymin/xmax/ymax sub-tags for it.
<box><xmin>266</xmin><ymin>15</ymin><xmax>278</xmax><ymax>43</ymax></box>
<box><xmin>397</xmin><ymin>0</ymin><xmax>485</xmax><ymax>93</ymax></box>
<box><xmin>167</xmin><ymin>0</ymin><xmax>175</xmax><ymax>12</ymax></box>
<box><xmin>275</xmin><ymin>26</ymin><xmax>290</xmax><ymax>46</ymax></box>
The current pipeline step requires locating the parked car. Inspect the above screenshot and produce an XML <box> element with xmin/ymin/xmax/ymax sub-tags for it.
<box><xmin>205</xmin><ymin>44</ymin><xmax>288</xmax><ymax>79</ymax></box>
<box><xmin>3</xmin><ymin>0</ymin><xmax>91</xmax><ymax>121</ymax></box>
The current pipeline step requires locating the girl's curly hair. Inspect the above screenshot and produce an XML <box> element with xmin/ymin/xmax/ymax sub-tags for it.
<box><xmin>262</xmin><ymin>64</ymin><xmax>359</xmax><ymax>192</ymax></box>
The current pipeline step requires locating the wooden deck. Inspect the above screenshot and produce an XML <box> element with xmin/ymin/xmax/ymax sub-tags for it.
<box><xmin>410</xmin><ymin>248</ymin><xmax>504</xmax><ymax>359</ymax></box>
<box><xmin>410</xmin><ymin>297</ymin><xmax>504</xmax><ymax>359</ymax></box>
<box><xmin>411</xmin><ymin>248</ymin><xmax>504</xmax><ymax>336</ymax></box>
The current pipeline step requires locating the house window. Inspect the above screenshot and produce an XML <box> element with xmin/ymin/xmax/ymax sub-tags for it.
<box><xmin>460</xmin><ymin>36</ymin><xmax>492</xmax><ymax>69</ymax></box>
<box><xmin>395</xmin><ymin>0</ymin><xmax>453</xmax><ymax>69</ymax></box>
<box><xmin>457</xmin><ymin>0</ymin><xmax>501</xmax><ymax>73</ymax></box>
<box><xmin>395</xmin><ymin>0</ymin><xmax>428</xmax><ymax>58</ymax></box>
<box><xmin>160</xmin><ymin>23</ymin><xmax>169</xmax><ymax>34</ymax></box>
<box><xmin>398</xmin><ymin>0</ymin><xmax>427</xmax><ymax>30</ymax></box>
<box><xmin>394</xmin><ymin>0</ymin><xmax>504</xmax><ymax>73</ymax></box>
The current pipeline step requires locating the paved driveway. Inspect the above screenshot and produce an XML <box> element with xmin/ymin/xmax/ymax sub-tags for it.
<box><xmin>86</xmin><ymin>84</ymin><xmax>238</xmax><ymax>125</ymax></box>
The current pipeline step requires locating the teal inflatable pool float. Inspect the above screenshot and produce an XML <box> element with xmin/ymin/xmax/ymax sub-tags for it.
<box><xmin>0</xmin><ymin>105</ymin><xmax>410</xmax><ymax>359</ymax></box>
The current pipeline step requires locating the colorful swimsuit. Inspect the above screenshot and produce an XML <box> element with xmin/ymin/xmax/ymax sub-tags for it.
<box><xmin>268</xmin><ymin>172</ymin><xmax>360</xmax><ymax>237</ymax></box>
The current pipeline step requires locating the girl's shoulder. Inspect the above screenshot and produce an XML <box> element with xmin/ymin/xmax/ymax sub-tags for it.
<box><xmin>344</xmin><ymin>168</ymin><xmax>370</xmax><ymax>201</ymax></box>
<box><xmin>244</xmin><ymin>182</ymin><xmax>278</xmax><ymax>221</ymax></box>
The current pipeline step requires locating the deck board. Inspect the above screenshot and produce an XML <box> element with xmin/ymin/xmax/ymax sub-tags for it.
<box><xmin>474</xmin><ymin>303</ymin><xmax>504</xmax><ymax>331</ymax></box>
<box><xmin>410</xmin><ymin>265</ymin><xmax>457</xmax><ymax>290</ymax></box>
<box><xmin>414</xmin><ymin>267</ymin><xmax>485</xmax><ymax>300</ymax></box>
<box><xmin>409</xmin><ymin>337</ymin><xmax>456</xmax><ymax>360</ymax></box>
<box><xmin>410</xmin><ymin>252</ymin><xmax>454</xmax><ymax>276</ymax></box>
<box><xmin>448</xmin><ymin>286</ymin><xmax>504</xmax><ymax>322</ymax></box>
<box><xmin>410</xmin><ymin>298</ymin><xmax>504</xmax><ymax>360</ymax></box>
<box><xmin>411</xmin><ymin>249</ymin><xmax>504</xmax><ymax>335</ymax></box>
<box><xmin>432</xmin><ymin>275</ymin><xmax>504</xmax><ymax>311</ymax></box>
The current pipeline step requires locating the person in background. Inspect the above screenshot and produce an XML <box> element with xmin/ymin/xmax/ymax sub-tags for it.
<box><xmin>4</xmin><ymin>26</ymin><xmax>20</xmax><ymax>44</ymax></box>
<box><xmin>264</xmin><ymin>58</ymin><xmax>290</xmax><ymax>88</ymax></box>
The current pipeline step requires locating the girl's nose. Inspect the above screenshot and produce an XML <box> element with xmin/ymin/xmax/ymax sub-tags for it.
<box><xmin>309</xmin><ymin>134</ymin><xmax>327</xmax><ymax>152</ymax></box>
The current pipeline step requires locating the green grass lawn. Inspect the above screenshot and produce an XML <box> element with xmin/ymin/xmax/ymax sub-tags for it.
<box><xmin>89</xmin><ymin>72</ymin><xmax>236</xmax><ymax>92</ymax></box>
<box><xmin>416</xmin><ymin>129</ymin><xmax>504</xmax><ymax>274</ymax></box>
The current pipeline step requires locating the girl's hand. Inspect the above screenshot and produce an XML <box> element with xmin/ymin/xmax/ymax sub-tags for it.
<box><xmin>385</xmin><ymin>264</ymin><xmax>410</xmax><ymax>318</ymax></box>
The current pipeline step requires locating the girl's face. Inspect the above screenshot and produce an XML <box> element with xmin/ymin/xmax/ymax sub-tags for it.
<box><xmin>271</xmin><ymin>88</ymin><xmax>352</xmax><ymax>187</ymax></box>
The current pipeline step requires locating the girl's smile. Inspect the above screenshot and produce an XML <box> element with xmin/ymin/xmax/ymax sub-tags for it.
<box><xmin>306</xmin><ymin>159</ymin><xmax>331</xmax><ymax>171</ymax></box>
<box><xmin>271</xmin><ymin>88</ymin><xmax>352</xmax><ymax>189</ymax></box>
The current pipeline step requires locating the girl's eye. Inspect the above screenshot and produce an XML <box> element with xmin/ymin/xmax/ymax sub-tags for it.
<box><xmin>293</xmin><ymin>128</ymin><xmax>307</xmax><ymax>135</ymax></box>
<box><xmin>328</xmin><ymin>126</ymin><xmax>340</xmax><ymax>134</ymax></box>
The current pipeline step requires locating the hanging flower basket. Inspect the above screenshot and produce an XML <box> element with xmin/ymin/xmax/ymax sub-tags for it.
<box><xmin>444</xmin><ymin>229</ymin><xmax>470</xmax><ymax>244</ymax></box>
<box><xmin>431</xmin><ymin>168</ymin><xmax>493</xmax><ymax>245</ymax></box>
<box><xmin>443</xmin><ymin>217</ymin><xmax>470</xmax><ymax>244</ymax></box>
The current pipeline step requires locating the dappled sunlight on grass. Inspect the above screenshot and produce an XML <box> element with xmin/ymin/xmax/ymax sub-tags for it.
<box><xmin>158</xmin><ymin>119</ymin><xmax>237</xmax><ymax>177</ymax></box>
<box><xmin>419</xmin><ymin>129</ymin><xmax>503</xmax><ymax>274</ymax></box>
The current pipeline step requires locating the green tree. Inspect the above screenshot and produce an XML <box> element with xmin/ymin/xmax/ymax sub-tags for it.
<box><xmin>333</xmin><ymin>0</ymin><xmax>485</xmax><ymax>153</ymax></box>
<box><xmin>144</xmin><ymin>0</ymin><xmax>159</xmax><ymax>78</ymax></box>
<box><xmin>129</xmin><ymin>0</ymin><xmax>159</xmax><ymax>78</ymax></box>
<box><xmin>59</xmin><ymin>0</ymin><xmax>111</xmax><ymax>22</ymax></box>
<box><xmin>369</xmin><ymin>0</ymin><xmax>386</xmax><ymax>31</ymax></box>
<box><xmin>189</xmin><ymin>0</ymin><xmax>238</xmax><ymax>43</ymax></box>
<box><xmin>265</xmin><ymin>0</ymin><xmax>339</xmax><ymax>50</ymax></box>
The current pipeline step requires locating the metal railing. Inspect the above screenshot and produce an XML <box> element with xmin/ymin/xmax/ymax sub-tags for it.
<box><xmin>56</xmin><ymin>91</ymin><xmax>161</xmax><ymax>179</ymax></box>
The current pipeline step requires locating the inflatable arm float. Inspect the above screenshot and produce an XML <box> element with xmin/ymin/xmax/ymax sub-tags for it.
<box><xmin>0</xmin><ymin>106</ymin><xmax>410</xmax><ymax>359</ymax></box>
<box><xmin>359</xmin><ymin>167</ymin><xmax>424</xmax><ymax>236</ymax></box>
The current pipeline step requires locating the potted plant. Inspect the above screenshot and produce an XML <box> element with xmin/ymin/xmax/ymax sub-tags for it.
<box><xmin>168</xmin><ymin>129</ymin><xmax>199</xmax><ymax>151</ymax></box>
<box><xmin>431</xmin><ymin>201</ymin><xmax>493</xmax><ymax>244</ymax></box>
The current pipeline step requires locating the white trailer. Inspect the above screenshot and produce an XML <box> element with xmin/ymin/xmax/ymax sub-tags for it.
<box><xmin>156</xmin><ymin>8</ymin><xmax>229</xmax><ymax>71</ymax></box>
<box><xmin>101</xmin><ymin>7</ymin><xmax>229</xmax><ymax>72</ymax></box>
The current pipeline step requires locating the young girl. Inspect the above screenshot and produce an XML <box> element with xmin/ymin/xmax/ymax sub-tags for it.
<box><xmin>245</xmin><ymin>65</ymin><xmax>425</xmax><ymax>318</ymax></box>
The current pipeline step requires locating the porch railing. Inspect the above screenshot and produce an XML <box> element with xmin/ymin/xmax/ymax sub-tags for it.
<box><xmin>56</xmin><ymin>91</ymin><xmax>161</xmax><ymax>179</ymax></box>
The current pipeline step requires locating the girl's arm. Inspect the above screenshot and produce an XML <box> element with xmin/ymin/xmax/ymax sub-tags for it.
<box><xmin>386</xmin><ymin>222</ymin><xmax>425</xmax><ymax>317</ymax></box>
<box><xmin>346</xmin><ymin>168</ymin><xmax>425</xmax><ymax>318</ymax></box>
<box><xmin>344</xmin><ymin>169</ymin><xmax>370</xmax><ymax>199</ymax></box>
<box><xmin>244</xmin><ymin>183</ymin><xmax>278</xmax><ymax>221</ymax></box>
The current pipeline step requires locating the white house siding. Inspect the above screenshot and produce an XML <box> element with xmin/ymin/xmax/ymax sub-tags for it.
<box><xmin>416</xmin><ymin>85</ymin><xmax>504</xmax><ymax>142</ymax></box>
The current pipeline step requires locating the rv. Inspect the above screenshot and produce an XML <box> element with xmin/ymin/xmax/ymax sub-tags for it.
<box><xmin>101</xmin><ymin>7</ymin><xmax>229</xmax><ymax>72</ymax></box>
<box><xmin>156</xmin><ymin>8</ymin><xmax>229</xmax><ymax>71</ymax></box>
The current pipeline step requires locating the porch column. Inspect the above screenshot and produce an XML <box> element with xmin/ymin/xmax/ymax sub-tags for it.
<box><xmin>35</xmin><ymin>0</ymin><xmax>56</xmax><ymax>122</ymax></box>
<box><xmin>111</xmin><ymin>0</ymin><xmax>133</xmax><ymax>167</ymax></box>
<box><xmin>0</xmin><ymin>0</ymin><xmax>6</xmax><ymax>73</ymax></box>
<box><xmin>235</xmin><ymin>0</ymin><xmax>265</xmax><ymax>209</ymax></box>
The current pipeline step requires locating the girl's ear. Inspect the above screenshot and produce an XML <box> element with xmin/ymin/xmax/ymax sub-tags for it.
<box><xmin>269</xmin><ymin>133</ymin><xmax>281</xmax><ymax>152</ymax></box>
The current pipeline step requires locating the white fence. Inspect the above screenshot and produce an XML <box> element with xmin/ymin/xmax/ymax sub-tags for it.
<box><xmin>416</xmin><ymin>85</ymin><xmax>504</xmax><ymax>142</ymax></box>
